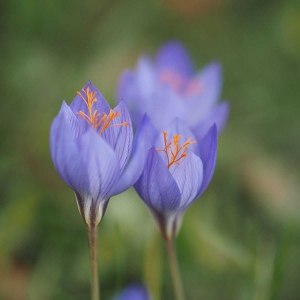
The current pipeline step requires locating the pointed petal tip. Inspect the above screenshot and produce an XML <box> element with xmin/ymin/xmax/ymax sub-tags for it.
<box><xmin>159</xmin><ymin>40</ymin><xmax>187</xmax><ymax>53</ymax></box>
<box><xmin>203</xmin><ymin>123</ymin><xmax>218</xmax><ymax>147</ymax></box>
<box><xmin>156</xmin><ymin>41</ymin><xmax>193</xmax><ymax>76</ymax></box>
<box><xmin>114</xmin><ymin>100</ymin><xmax>129</xmax><ymax>111</ymax></box>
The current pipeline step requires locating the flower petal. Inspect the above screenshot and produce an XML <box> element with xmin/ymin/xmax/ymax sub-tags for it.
<box><xmin>50</xmin><ymin>112</ymin><xmax>89</xmax><ymax>194</ymax></box>
<box><xmin>171</xmin><ymin>153</ymin><xmax>203</xmax><ymax>209</ymax></box>
<box><xmin>136</xmin><ymin>56</ymin><xmax>157</xmax><ymax>98</ymax></box>
<box><xmin>113</xmin><ymin>284</ymin><xmax>150</xmax><ymax>300</ymax></box>
<box><xmin>77</xmin><ymin>128</ymin><xmax>120</xmax><ymax>200</ymax></box>
<box><xmin>58</xmin><ymin>101</ymin><xmax>82</xmax><ymax>138</ymax></box>
<box><xmin>116</xmin><ymin>69</ymin><xmax>135</xmax><ymax>103</ymax></box>
<box><xmin>116</xmin><ymin>70</ymin><xmax>142</xmax><ymax>125</ymax></box>
<box><xmin>211</xmin><ymin>101</ymin><xmax>230</xmax><ymax>134</ymax></box>
<box><xmin>197</xmin><ymin>124</ymin><xmax>218</xmax><ymax>195</ymax></box>
<box><xmin>134</xmin><ymin>147</ymin><xmax>181</xmax><ymax>213</ymax></box>
<box><xmin>111</xmin><ymin>114</ymin><xmax>159</xmax><ymax>195</ymax></box>
<box><xmin>116</xmin><ymin>58</ymin><xmax>157</xmax><ymax>128</ymax></box>
<box><xmin>155</xmin><ymin>41</ymin><xmax>194</xmax><ymax>77</ymax></box>
<box><xmin>101</xmin><ymin>102</ymin><xmax>133</xmax><ymax>172</ymax></box>
<box><xmin>192</xmin><ymin>101</ymin><xmax>230</xmax><ymax>141</ymax></box>
<box><xmin>196</xmin><ymin>61</ymin><xmax>222</xmax><ymax>106</ymax></box>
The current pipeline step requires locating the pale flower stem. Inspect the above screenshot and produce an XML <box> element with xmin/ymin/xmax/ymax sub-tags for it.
<box><xmin>165</xmin><ymin>238</ymin><xmax>185</xmax><ymax>300</ymax></box>
<box><xmin>88</xmin><ymin>225</ymin><xmax>100</xmax><ymax>300</ymax></box>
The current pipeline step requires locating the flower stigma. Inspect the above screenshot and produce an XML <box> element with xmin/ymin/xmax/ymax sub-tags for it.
<box><xmin>77</xmin><ymin>87</ymin><xmax>129</xmax><ymax>133</ymax></box>
<box><xmin>157</xmin><ymin>131</ymin><xmax>196</xmax><ymax>169</ymax></box>
<box><xmin>160</xmin><ymin>71</ymin><xmax>203</xmax><ymax>96</ymax></box>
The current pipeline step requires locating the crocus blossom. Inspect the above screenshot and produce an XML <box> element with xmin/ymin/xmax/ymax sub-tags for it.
<box><xmin>134</xmin><ymin>116</ymin><xmax>217</xmax><ymax>240</ymax></box>
<box><xmin>50</xmin><ymin>81</ymin><xmax>146</xmax><ymax>227</ymax></box>
<box><xmin>113</xmin><ymin>284</ymin><xmax>151</xmax><ymax>300</ymax></box>
<box><xmin>117</xmin><ymin>41</ymin><xmax>229</xmax><ymax>141</ymax></box>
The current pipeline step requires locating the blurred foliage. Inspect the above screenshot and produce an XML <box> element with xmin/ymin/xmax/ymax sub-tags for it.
<box><xmin>1</xmin><ymin>0</ymin><xmax>300</xmax><ymax>299</ymax></box>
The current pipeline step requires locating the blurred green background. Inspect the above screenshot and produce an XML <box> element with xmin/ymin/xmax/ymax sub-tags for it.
<box><xmin>1</xmin><ymin>0</ymin><xmax>300</xmax><ymax>299</ymax></box>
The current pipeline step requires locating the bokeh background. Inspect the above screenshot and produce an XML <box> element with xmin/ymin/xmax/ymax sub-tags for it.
<box><xmin>1</xmin><ymin>0</ymin><xmax>300</xmax><ymax>299</ymax></box>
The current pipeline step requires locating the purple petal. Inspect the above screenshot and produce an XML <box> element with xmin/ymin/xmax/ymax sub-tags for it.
<box><xmin>197</xmin><ymin>124</ymin><xmax>218</xmax><ymax>195</ymax></box>
<box><xmin>77</xmin><ymin>129</ymin><xmax>120</xmax><ymax>200</ymax></box>
<box><xmin>50</xmin><ymin>112</ymin><xmax>89</xmax><ymax>194</ymax></box>
<box><xmin>116</xmin><ymin>70</ymin><xmax>142</xmax><ymax>127</ymax></box>
<box><xmin>58</xmin><ymin>101</ymin><xmax>82</xmax><ymax>138</ymax></box>
<box><xmin>116</xmin><ymin>69</ymin><xmax>135</xmax><ymax>103</ymax></box>
<box><xmin>114</xmin><ymin>284</ymin><xmax>150</xmax><ymax>300</ymax></box>
<box><xmin>101</xmin><ymin>102</ymin><xmax>133</xmax><ymax>172</ymax></box>
<box><xmin>134</xmin><ymin>147</ymin><xmax>181</xmax><ymax>213</ymax></box>
<box><xmin>212</xmin><ymin>101</ymin><xmax>230</xmax><ymax>134</ymax></box>
<box><xmin>136</xmin><ymin>56</ymin><xmax>157</xmax><ymax>98</ymax></box>
<box><xmin>171</xmin><ymin>153</ymin><xmax>203</xmax><ymax>209</ymax></box>
<box><xmin>192</xmin><ymin>101</ymin><xmax>230</xmax><ymax>141</ymax></box>
<box><xmin>111</xmin><ymin>114</ymin><xmax>159</xmax><ymax>195</ymax></box>
<box><xmin>116</xmin><ymin>58</ymin><xmax>157</xmax><ymax>128</ymax></box>
<box><xmin>134</xmin><ymin>87</ymin><xmax>181</xmax><ymax>131</ymax></box>
<box><xmin>196</xmin><ymin>61</ymin><xmax>222</xmax><ymax>106</ymax></box>
<box><xmin>70</xmin><ymin>81</ymin><xmax>110</xmax><ymax>131</ymax></box>
<box><xmin>155</xmin><ymin>41</ymin><xmax>194</xmax><ymax>77</ymax></box>
<box><xmin>181</xmin><ymin>62</ymin><xmax>223</xmax><ymax>126</ymax></box>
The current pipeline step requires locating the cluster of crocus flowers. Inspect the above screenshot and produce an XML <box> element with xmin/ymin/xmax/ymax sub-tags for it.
<box><xmin>50</xmin><ymin>41</ymin><xmax>229</xmax><ymax>300</ymax></box>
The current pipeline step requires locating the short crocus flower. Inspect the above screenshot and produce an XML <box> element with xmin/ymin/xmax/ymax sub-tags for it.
<box><xmin>134</xmin><ymin>116</ymin><xmax>217</xmax><ymax>240</ymax></box>
<box><xmin>50</xmin><ymin>81</ymin><xmax>146</xmax><ymax>228</ymax></box>
<box><xmin>117</xmin><ymin>41</ymin><xmax>229</xmax><ymax>140</ymax></box>
<box><xmin>113</xmin><ymin>284</ymin><xmax>151</xmax><ymax>300</ymax></box>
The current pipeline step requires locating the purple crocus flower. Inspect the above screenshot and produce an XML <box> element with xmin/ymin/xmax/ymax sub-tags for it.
<box><xmin>134</xmin><ymin>115</ymin><xmax>217</xmax><ymax>240</ymax></box>
<box><xmin>117</xmin><ymin>41</ymin><xmax>229</xmax><ymax>141</ymax></box>
<box><xmin>113</xmin><ymin>284</ymin><xmax>151</xmax><ymax>300</ymax></box>
<box><xmin>50</xmin><ymin>81</ymin><xmax>146</xmax><ymax>227</ymax></box>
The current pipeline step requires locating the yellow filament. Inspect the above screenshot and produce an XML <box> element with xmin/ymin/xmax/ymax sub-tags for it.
<box><xmin>157</xmin><ymin>131</ymin><xmax>196</xmax><ymax>168</ymax></box>
<box><xmin>76</xmin><ymin>87</ymin><xmax>129</xmax><ymax>133</ymax></box>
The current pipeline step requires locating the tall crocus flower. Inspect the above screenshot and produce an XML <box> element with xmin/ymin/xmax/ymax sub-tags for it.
<box><xmin>117</xmin><ymin>41</ymin><xmax>229</xmax><ymax>140</ymax></box>
<box><xmin>50</xmin><ymin>81</ymin><xmax>146</xmax><ymax>300</ymax></box>
<box><xmin>135</xmin><ymin>116</ymin><xmax>217</xmax><ymax>239</ymax></box>
<box><xmin>50</xmin><ymin>81</ymin><xmax>146</xmax><ymax>226</ymax></box>
<box><xmin>134</xmin><ymin>116</ymin><xmax>217</xmax><ymax>300</ymax></box>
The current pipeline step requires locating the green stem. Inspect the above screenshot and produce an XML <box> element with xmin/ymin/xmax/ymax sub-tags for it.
<box><xmin>88</xmin><ymin>225</ymin><xmax>100</xmax><ymax>300</ymax></box>
<box><xmin>165</xmin><ymin>238</ymin><xmax>185</xmax><ymax>300</ymax></box>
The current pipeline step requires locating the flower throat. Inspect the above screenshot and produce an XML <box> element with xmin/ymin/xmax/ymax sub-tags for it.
<box><xmin>157</xmin><ymin>131</ymin><xmax>196</xmax><ymax>168</ymax></box>
<box><xmin>77</xmin><ymin>86</ymin><xmax>129</xmax><ymax>133</ymax></box>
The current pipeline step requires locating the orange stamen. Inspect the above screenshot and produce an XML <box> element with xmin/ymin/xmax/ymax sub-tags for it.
<box><xmin>185</xmin><ymin>80</ymin><xmax>203</xmax><ymax>96</ymax></box>
<box><xmin>160</xmin><ymin>71</ymin><xmax>203</xmax><ymax>96</ymax></box>
<box><xmin>157</xmin><ymin>131</ymin><xmax>196</xmax><ymax>168</ymax></box>
<box><xmin>76</xmin><ymin>87</ymin><xmax>129</xmax><ymax>133</ymax></box>
<box><xmin>160</xmin><ymin>71</ymin><xmax>182</xmax><ymax>92</ymax></box>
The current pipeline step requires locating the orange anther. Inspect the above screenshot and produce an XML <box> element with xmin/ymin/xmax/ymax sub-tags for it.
<box><xmin>157</xmin><ymin>131</ymin><xmax>196</xmax><ymax>168</ymax></box>
<box><xmin>160</xmin><ymin>71</ymin><xmax>203</xmax><ymax>96</ymax></box>
<box><xmin>76</xmin><ymin>86</ymin><xmax>129</xmax><ymax>133</ymax></box>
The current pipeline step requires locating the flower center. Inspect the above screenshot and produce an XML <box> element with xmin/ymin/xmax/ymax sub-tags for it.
<box><xmin>160</xmin><ymin>71</ymin><xmax>203</xmax><ymax>96</ymax></box>
<box><xmin>77</xmin><ymin>87</ymin><xmax>129</xmax><ymax>134</ymax></box>
<box><xmin>157</xmin><ymin>131</ymin><xmax>196</xmax><ymax>169</ymax></box>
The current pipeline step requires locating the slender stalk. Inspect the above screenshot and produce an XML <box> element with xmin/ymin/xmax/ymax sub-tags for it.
<box><xmin>88</xmin><ymin>225</ymin><xmax>100</xmax><ymax>300</ymax></box>
<box><xmin>165</xmin><ymin>238</ymin><xmax>185</xmax><ymax>300</ymax></box>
